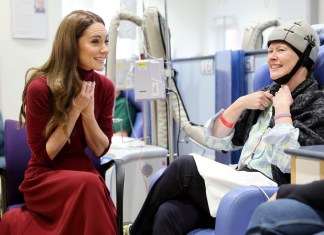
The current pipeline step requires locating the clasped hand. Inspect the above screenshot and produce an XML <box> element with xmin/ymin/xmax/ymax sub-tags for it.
<box><xmin>240</xmin><ymin>85</ymin><xmax>293</xmax><ymax>111</ymax></box>
<box><xmin>72</xmin><ymin>81</ymin><xmax>96</xmax><ymax>116</ymax></box>
<box><xmin>272</xmin><ymin>85</ymin><xmax>293</xmax><ymax>109</ymax></box>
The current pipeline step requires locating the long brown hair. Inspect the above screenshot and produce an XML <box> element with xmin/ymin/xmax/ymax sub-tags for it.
<box><xmin>19</xmin><ymin>10</ymin><xmax>105</xmax><ymax>137</ymax></box>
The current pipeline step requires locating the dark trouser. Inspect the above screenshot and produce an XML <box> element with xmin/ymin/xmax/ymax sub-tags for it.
<box><xmin>130</xmin><ymin>155</ymin><xmax>215</xmax><ymax>235</ymax></box>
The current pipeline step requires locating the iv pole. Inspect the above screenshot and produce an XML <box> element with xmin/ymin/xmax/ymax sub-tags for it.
<box><xmin>107</xmin><ymin>3</ymin><xmax>208</xmax><ymax>162</ymax></box>
<box><xmin>163</xmin><ymin>0</ymin><xmax>175</xmax><ymax>162</ymax></box>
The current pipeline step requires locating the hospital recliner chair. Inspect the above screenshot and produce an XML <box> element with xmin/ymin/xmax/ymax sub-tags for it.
<box><xmin>150</xmin><ymin>45</ymin><xmax>324</xmax><ymax>235</ymax></box>
<box><xmin>149</xmin><ymin>168</ymin><xmax>277</xmax><ymax>235</ymax></box>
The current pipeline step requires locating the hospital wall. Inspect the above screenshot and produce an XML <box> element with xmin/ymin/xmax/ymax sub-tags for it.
<box><xmin>0</xmin><ymin>1</ymin><xmax>62</xmax><ymax>121</ymax></box>
<box><xmin>0</xmin><ymin>0</ymin><xmax>323</xmax><ymax>122</ymax></box>
<box><xmin>203</xmin><ymin>0</ymin><xmax>322</xmax><ymax>54</ymax></box>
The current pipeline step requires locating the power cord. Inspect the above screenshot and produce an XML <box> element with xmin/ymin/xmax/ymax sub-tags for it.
<box><xmin>166</xmin><ymin>87</ymin><xmax>181</xmax><ymax>156</ymax></box>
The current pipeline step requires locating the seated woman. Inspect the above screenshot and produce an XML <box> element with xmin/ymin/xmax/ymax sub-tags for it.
<box><xmin>0</xmin><ymin>10</ymin><xmax>117</xmax><ymax>234</ymax></box>
<box><xmin>246</xmin><ymin>180</ymin><xmax>324</xmax><ymax>235</ymax></box>
<box><xmin>129</xmin><ymin>21</ymin><xmax>324</xmax><ymax>235</ymax></box>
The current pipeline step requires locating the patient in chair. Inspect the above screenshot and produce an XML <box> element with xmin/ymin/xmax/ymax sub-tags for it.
<box><xmin>129</xmin><ymin>21</ymin><xmax>324</xmax><ymax>235</ymax></box>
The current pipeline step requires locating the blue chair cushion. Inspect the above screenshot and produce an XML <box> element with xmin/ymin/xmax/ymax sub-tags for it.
<box><xmin>123</xmin><ymin>90</ymin><xmax>142</xmax><ymax>111</ymax></box>
<box><xmin>252</xmin><ymin>63</ymin><xmax>272</xmax><ymax>91</ymax></box>
<box><xmin>315</xmin><ymin>46</ymin><xmax>324</xmax><ymax>84</ymax></box>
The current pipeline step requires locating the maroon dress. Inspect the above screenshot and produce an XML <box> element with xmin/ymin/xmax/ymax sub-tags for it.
<box><xmin>0</xmin><ymin>69</ymin><xmax>117</xmax><ymax>234</ymax></box>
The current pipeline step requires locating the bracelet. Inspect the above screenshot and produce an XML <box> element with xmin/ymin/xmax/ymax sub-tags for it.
<box><xmin>220</xmin><ymin>113</ymin><xmax>234</xmax><ymax>128</ymax></box>
<box><xmin>274</xmin><ymin>112</ymin><xmax>291</xmax><ymax>121</ymax></box>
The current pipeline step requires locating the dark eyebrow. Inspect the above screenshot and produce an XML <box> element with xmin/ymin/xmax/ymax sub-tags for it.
<box><xmin>89</xmin><ymin>35</ymin><xmax>101</xmax><ymax>39</ymax></box>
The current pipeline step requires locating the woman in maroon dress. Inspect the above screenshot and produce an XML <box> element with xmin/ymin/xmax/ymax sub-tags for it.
<box><xmin>0</xmin><ymin>10</ymin><xmax>117</xmax><ymax>234</ymax></box>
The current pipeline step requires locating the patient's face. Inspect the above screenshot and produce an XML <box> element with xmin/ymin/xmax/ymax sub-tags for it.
<box><xmin>267</xmin><ymin>42</ymin><xmax>299</xmax><ymax>80</ymax></box>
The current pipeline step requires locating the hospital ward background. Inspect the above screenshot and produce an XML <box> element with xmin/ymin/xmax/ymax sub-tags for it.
<box><xmin>0</xmin><ymin>0</ymin><xmax>324</xmax><ymax>235</ymax></box>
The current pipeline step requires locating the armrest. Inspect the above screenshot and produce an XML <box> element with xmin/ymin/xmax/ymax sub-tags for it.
<box><xmin>284</xmin><ymin>145</ymin><xmax>324</xmax><ymax>184</ymax></box>
<box><xmin>101</xmin><ymin>159</ymin><xmax>125</xmax><ymax>235</ymax></box>
<box><xmin>214</xmin><ymin>186</ymin><xmax>278</xmax><ymax>235</ymax></box>
<box><xmin>284</xmin><ymin>145</ymin><xmax>324</xmax><ymax>160</ymax></box>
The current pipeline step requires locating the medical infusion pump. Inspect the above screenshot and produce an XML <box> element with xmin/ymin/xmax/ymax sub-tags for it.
<box><xmin>134</xmin><ymin>58</ymin><xmax>166</xmax><ymax>101</ymax></box>
<box><xmin>115</xmin><ymin>58</ymin><xmax>166</xmax><ymax>101</ymax></box>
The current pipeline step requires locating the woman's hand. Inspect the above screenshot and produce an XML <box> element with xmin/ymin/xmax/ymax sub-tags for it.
<box><xmin>72</xmin><ymin>81</ymin><xmax>95</xmax><ymax>114</ymax></box>
<box><xmin>81</xmin><ymin>81</ymin><xmax>96</xmax><ymax>117</ymax></box>
<box><xmin>212</xmin><ymin>90</ymin><xmax>273</xmax><ymax>137</ymax></box>
<box><xmin>238</xmin><ymin>90</ymin><xmax>273</xmax><ymax>111</ymax></box>
<box><xmin>272</xmin><ymin>85</ymin><xmax>293</xmax><ymax>110</ymax></box>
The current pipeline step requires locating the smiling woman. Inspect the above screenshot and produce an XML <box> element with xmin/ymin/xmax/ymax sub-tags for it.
<box><xmin>0</xmin><ymin>10</ymin><xmax>117</xmax><ymax>235</ymax></box>
<box><xmin>78</xmin><ymin>22</ymin><xmax>109</xmax><ymax>71</ymax></box>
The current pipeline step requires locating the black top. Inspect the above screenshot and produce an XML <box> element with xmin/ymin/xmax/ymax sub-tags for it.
<box><xmin>233</xmin><ymin>77</ymin><xmax>324</xmax><ymax>185</ymax></box>
<box><xmin>277</xmin><ymin>180</ymin><xmax>324</xmax><ymax>210</ymax></box>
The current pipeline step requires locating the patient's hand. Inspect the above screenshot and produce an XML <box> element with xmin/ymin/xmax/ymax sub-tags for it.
<box><xmin>239</xmin><ymin>90</ymin><xmax>273</xmax><ymax>111</ymax></box>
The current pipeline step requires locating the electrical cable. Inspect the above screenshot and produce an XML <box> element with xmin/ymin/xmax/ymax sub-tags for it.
<box><xmin>170</xmin><ymin>70</ymin><xmax>202</xmax><ymax>127</ymax></box>
<box><xmin>166</xmin><ymin>88</ymin><xmax>181</xmax><ymax>156</ymax></box>
<box><xmin>252</xmin><ymin>185</ymin><xmax>270</xmax><ymax>200</ymax></box>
